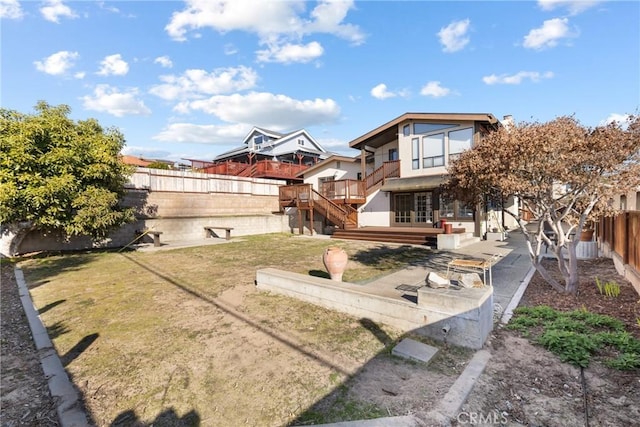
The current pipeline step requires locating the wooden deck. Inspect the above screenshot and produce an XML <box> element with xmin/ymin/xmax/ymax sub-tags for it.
<box><xmin>331</xmin><ymin>226</ymin><xmax>465</xmax><ymax>246</ymax></box>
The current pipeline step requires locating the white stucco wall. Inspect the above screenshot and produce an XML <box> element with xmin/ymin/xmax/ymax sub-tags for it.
<box><xmin>302</xmin><ymin>159</ymin><xmax>361</xmax><ymax>191</ymax></box>
<box><xmin>357</xmin><ymin>190</ymin><xmax>390</xmax><ymax>227</ymax></box>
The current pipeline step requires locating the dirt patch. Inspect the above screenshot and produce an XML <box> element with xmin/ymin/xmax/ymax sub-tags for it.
<box><xmin>1</xmin><ymin>261</ymin><xmax>59</xmax><ymax>426</ymax></box>
<box><xmin>460</xmin><ymin>257</ymin><xmax>640</xmax><ymax>427</ymax></box>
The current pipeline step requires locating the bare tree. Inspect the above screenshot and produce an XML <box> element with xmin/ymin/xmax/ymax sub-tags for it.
<box><xmin>446</xmin><ymin>115</ymin><xmax>640</xmax><ymax>294</ymax></box>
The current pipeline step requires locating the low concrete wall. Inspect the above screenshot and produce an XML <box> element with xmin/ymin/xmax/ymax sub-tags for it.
<box><xmin>255</xmin><ymin>268</ymin><xmax>493</xmax><ymax>349</ymax></box>
<box><xmin>19</xmin><ymin>214</ymin><xmax>289</xmax><ymax>253</ymax></box>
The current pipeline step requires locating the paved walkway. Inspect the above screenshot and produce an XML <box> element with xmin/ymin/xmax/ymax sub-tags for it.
<box><xmin>337</xmin><ymin>230</ymin><xmax>533</xmax><ymax>314</ymax></box>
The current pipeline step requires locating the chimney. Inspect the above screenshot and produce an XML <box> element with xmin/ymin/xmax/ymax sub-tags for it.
<box><xmin>502</xmin><ymin>115</ymin><xmax>514</xmax><ymax>129</ymax></box>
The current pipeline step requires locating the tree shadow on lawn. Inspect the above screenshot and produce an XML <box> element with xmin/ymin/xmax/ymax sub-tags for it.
<box><xmin>17</xmin><ymin>251</ymin><xmax>107</xmax><ymax>289</ymax></box>
<box><xmin>111</xmin><ymin>407</ymin><xmax>200</xmax><ymax>427</ymax></box>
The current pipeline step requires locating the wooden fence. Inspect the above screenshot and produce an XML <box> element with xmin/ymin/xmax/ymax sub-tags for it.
<box><xmin>598</xmin><ymin>211</ymin><xmax>640</xmax><ymax>274</ymax></box>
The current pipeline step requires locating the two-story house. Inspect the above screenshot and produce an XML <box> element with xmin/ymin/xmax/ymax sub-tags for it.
<box><xmin>187</xmin><ymin>127</ymin><xmax>333</xmax><ymax>182</ymax></box>
<box><xmin>280</xmin><ymin>112</ymin><xmax>519</xmax><ymax>246</ymax></box>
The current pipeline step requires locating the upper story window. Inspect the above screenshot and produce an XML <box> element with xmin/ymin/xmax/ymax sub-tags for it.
<box><xmin>403</xmin><ymin>124</ymin><xmax>411</xmax><ymax>136</ymax></box>
<box><xmin>389</xmin><ymin>148</ymin><xmax>398</xmax><ymax>161</ymax></box>
<box><xmin>449</xmin><ymin>128</ymin><xmax>473</xmax><ymax>161</ymax></box>
<box><xmin>412</xmin><ymin>138</ymin><xmax>420</xmax><ymax>169</ymax></box>
<box><xmin>422</xmin><ymin>133</ymin><xmax>444</xmax><ymax>168</ymax></box>
<box><xmin>253</xmin><ymin>135</ymin><xmax>264</xmax><ymax>145</ymax></box>
<box><xmin>414</xmin><ymin>123</ymin><xmax>457</xmax><ymax>134</ymax></box>
<box><xmin>298</xmin><ymin>139</ymin><xmax>305</xmax><ymax>146</ymax></box>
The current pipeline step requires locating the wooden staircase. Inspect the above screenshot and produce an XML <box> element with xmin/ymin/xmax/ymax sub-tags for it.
<box><xmin>279</xmin><ymin>184</ymin><xmax>357</xmax><ymax>229</ymax></box>
<box><xmin>277</xmin><ymin>160</ymin><xmax>400</xmax><ymax>232</ymax></box>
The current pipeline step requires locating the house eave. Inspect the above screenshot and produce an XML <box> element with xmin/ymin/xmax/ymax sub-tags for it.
<box><xmin>348</xmin><ymin>112</ymin><xmax>500</xmax><ymax>150</ymax></box>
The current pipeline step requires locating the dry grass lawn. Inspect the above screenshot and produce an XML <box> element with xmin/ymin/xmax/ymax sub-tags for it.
<box><xmin>19</xmin><ymin>233</ymin><xmax>471</xmax><ymax>426</ymax></box>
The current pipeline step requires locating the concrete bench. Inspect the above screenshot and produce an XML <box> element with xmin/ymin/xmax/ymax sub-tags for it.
<box><xmin>204</xmin><ymin>226</ymin><xmax>234</xmax><ymax>240</ymax></box>
<box><xmin>137</xmin><ymin>229</ymin><xmax>163</xmax><ymax>247</ymax></box>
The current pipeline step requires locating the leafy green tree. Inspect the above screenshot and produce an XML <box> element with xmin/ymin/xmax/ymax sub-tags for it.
<box><xmin>0</xmin><ymin>102</ymin><xmax>135</xmax><ymax>257</ymax></box>
<box><xmin>146</xmin><ymin>160</ymin><xmax>171</xmax><ymax>170</ymax></box>
<box><xmin>446</xmin><ymin>115</ymin><xmax>640</xmax><ymax>294</ymax></box>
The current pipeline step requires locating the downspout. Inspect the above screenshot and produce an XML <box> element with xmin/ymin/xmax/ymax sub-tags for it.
<box><xmin>360</xmin><ymin>148</ymin><xmax>366</xmax><ymax>182</ymax></box>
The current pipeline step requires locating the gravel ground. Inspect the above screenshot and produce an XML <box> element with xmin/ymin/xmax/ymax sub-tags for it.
<box><xmin>1</xmin><ymin>262</ymin><xmax>60</xmax><ymax>427</ymax></box>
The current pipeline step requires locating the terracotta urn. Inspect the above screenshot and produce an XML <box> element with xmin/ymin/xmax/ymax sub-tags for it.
<box><xmin>323</xmin><ymin>247</ymin><xmax>348</xmax><ymax>281</ymax></box>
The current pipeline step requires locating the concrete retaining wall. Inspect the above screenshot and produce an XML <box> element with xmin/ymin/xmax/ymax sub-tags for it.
<box><xmin>16</xmin><ymin>169</ymin><xmax>289</xmax><ymax>254</ymax></box>
<box><xmin>255</xmin><ymin>268</ymin><xmax>493</xmax><ymax>349</ymax></box>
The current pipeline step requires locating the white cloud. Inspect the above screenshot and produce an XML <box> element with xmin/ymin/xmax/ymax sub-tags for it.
<box><xmin>523</xmin><ymin>18</ymin><xmax>575</xmax><ymax>50</ymax></box>
<box><xmin>154</xmin><ymin>55</ymin><xmax>174</xmax><ymax>68</ymax></box>
<box><xmin>40</xmin><ymin>0</ymin><xmax>77</xmax><ymax>23</ymax></box>
<box><xmin>81</xmin><ymin>84</ymin><xmax>151</xmax><ymax>117</ymax></box>
<box><xmin>600</xmin><ymin>113</ymin><xmax>632</xmax><ymax>128</ymax></box>
<box><xmin>224</xmin><ymin>43</ymin><xmax>238</xmax><ymax>55</ymax></box>
<box><xmin>420</xmin><ymin>81</ymin><xmax>451</xmax><ymax>98</ymax></box>
<box><xmin>165</xmin><ymin>0</ymin><xmax>364</xmax><ymax>63</ymax></box>
<box><xmin>149</xmin><ymin>66</ymin><xmax>258</xmax><ymax>101</ymax></box>
<box><xmin>370</xmin><ymin>83</ymin><xmax>410</xmax><ymax>100</ymax></box>
<box><xmin>177</xmin><ymin>91</ymin><xmax>340</xmax><ymax>130</ymax></box>
<box><xmin>437</xmin><ymin>19</ymin><xmax>471</xmax><ymax>53</ymax></box>
<box><xmin>74</xmin><ymin>71</ymin><xmax>86</xmax><ymax>79</ymax></box>
<box><xmin>98</xmin><ymin>1</ymin><xmax>120</xmax><ymax>14</ymax></box>
<box><xmin>482</xmin><ymin>71</ymin><xmax>554</xmax><ymax>85</ymax></box>
<box><xmin>97</xmin><ymin>54</ymin><xmax>129</xmax><ymax>76</ymax></box>
<box><xmin>370</xmin><ymin>83</ymin><xmax>396</xmax><ymax>100</ymax></box>
<box><xmin>34</xmin><ymin>50</ymin><xmax>79</xmax><ymax>75</ymax></box>
<box><xmin>538</xmin><ymin>0</ymin><xmax>601</xmax><ymax>15</ymax></box>
<box><xmin>153</xmin><ymin>122</ymin><xmax>250</xmax><ymax>144</ymax></box>
<box><xmin>256</xmin><ymin>41</ymin><xmax>324</xmax><ymax>64</ymax></box>
<box><xmin>0</xmin><ymin>0</ymin><xmax>23</xmax><ymax>19</ymax></box>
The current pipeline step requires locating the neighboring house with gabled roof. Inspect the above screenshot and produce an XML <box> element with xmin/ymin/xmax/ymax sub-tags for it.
<box><xmin>186</xmin><ymin>127</ymin><xmax>334</xmax><ymax>182</ymax></box>
<box><xmin>214</xmin><ymin>126</ymin><xmax>332</xmax><ymax>165</ymax></box>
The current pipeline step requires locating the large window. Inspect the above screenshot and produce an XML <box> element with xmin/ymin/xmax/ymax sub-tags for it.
<box><xmin>412</xmin><ymin>138</ymin><xmax>420</xmax><ymax>169</ymax></box>
<box><xmin>440</xmin><ymin>196</ymin><xmax>474</xmax><ymax>221</ymax></box>
<box><xmin>414</xmin><ymin>123</ymin><xmax>457</xmax><ymax>134</ymax></box>
<box><xmin>403</xmin><ymin>124</ymin><xmax>411</xmax><ymax>136</ymax></box>
<box><xmin>449</xmin><ymin>128</ymin><xmax>473</xmax><ymax>161</ymax></box>
<box><xmin>422</xmin><ymin>133</ymin><xmax>444</xmax><ymax>168</ymax></box>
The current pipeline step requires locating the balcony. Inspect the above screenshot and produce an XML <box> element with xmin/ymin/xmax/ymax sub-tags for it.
<box><xmin>201</xmin><ymin>160</ymin><xmax>307</xmax><ymax>181</ymax></box>
<box><xmin>319</xmin><ymin>179</ymin><xmax>366</xmax><ymax>205</ymax></box>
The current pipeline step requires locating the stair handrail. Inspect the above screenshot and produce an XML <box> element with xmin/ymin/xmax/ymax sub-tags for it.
<box><xmin>310</xmin><ymin>188</ymin><xmax>356</xmax><ymax>228</ymax></box>
<box><xmin>365</xmin><ymin>160</ymin><xmax>400</xmax><ymax>194</ymax></box>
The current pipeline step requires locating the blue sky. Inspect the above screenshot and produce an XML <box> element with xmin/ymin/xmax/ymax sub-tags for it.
<box><xmin>2</xmin><ymin>0</ymin><xmax>639</xmax><ymax>162</ymax></box>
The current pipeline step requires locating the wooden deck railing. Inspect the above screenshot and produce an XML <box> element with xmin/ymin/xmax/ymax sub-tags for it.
<box><xmin>320</xmin><ymin>179</ymin><xmax>366</xmax><ymax>201</ymax></box>
<box><xmin>204</xmin><ymin>160</ymin><xmax>307</xmax><ymax>179</ymax></box>
<box><xmin>365</xmin><ymin>160</ymin><xmax>400</xmax><ymax>193</ymax></box>
<box><xmin>204</xmin><ymin>161</ymin><xmax>250</xmax><ymax>175</ymax></box>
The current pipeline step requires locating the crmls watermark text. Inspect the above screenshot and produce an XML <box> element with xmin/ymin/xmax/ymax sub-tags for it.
<box><xmin>456</xmin><ymin>411</ymin><xmax>508</xmax><ymax>425</ymax></box>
